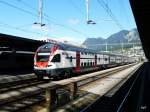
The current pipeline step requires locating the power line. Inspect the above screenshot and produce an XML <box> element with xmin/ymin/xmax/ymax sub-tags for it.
<box><xmin>96</xmin><ymin>0</ymin><xmax>124</xmax><ymax>30</ymax></box>
<box><xmin>6</xmin><ymin>0</ymin><xmax>89</xmax><ymax>37</ymax></box>
<box><xmin>17</xmin><ymin>23</ymin><xmax>35</xmax><ymax>28</ymax></box>
<box><xmin>16</xmin><ymin>0</ymin><xmax>57</xmax><ymax>21</ymax></box>
<box><xmin>118</xmin><ymin>0</ymin><xmax>131</xmax><ymax>28</ymax></box>
<box><xmin>0</xmin><ymin>25</ymin><xmax>34</xmax><ymax>38</ymax></box>
<box><xmin>68</xmin><ymin>0</ymin><xmax>105</xmax><ymax>34</ymax></box>
<box><xmin>0</xmin><ymin>21</ymin><xmax>50</xmax><ymax>38</ymax></box>
<box><xmin>0</xmin><ymin>1</ymin><xmax>37</xmax><ymax>17</ymax></box>
<box><xmin>0</xmin><ymin>22</ymin><xmax>60</xmax><ymax>39</ymax></box>
<box><xmin>66</xmin><ymin>0</ymin><xmax>85</xmax><ymax>16</ymax></box>
<box><xmin>86</xmin><ymin>42</ymin><xmax>141</xmax><ymax>46</ymax></box>
<box><xmin>0</xmin><ymin>24</ymin><xmax>38</xmax><ymax>38</ymax></box>
<box><xmin>17</xmin><ymin>0</ymin><xmax>90</xmax><ymax>37</ymax></box>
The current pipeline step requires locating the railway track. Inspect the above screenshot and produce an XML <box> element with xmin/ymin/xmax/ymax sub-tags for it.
<box><xmin>80</xmin><ymin>65</ymin><xmax>143</xmax><ymax>112</ymax></box>
<box><xmin>0</xmin><ymin>63</ymin><xmax>140</xmax><ymax>112</ymax></box>
<box><xmin>0</xmin><ymin>80</ymin><xmax>47</xmax><ymax>93</ymax></box>
<box><xmin>55</xmin><ymin>63</ymin><xmax>142</xmax><ymax>112</ymax></box>
<box><xmin>0</xmin><ymin>74</ymin><xmax>36</xmax><ymax>90</ymax></box>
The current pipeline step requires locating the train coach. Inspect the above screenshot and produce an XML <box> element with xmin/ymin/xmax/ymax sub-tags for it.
<box><xmin>34</xmin><ymin>42</ymin><xmax>134</xmax><ymax>80</ymax></box>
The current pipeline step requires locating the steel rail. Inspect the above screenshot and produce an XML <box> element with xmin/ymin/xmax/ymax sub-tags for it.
<box><xmin>116</xmin><ymin>64</ymin><xmax>143</xmax><ymax>112</ymax></box>
<box><xmin>0</xmin><ymin>63</ymin><xmax>138</xmax><ymax>112</ymax></box>
<box><xmin>80</xmin><ymin>63</ymin><xmax>142</xmax><ymax>112</ymax></box>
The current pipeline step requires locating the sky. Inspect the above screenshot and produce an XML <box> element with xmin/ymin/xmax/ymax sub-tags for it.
<box><xmin>0</xmin><ymin>0</ymin><xmax>137</xmax><ymax>44</ymax></box>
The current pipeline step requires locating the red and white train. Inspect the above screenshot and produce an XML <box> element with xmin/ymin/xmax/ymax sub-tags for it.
<box><xmin>34</xmin><ymin>43</ymin><xmax>134</xmax><ymax>79</ymax></box>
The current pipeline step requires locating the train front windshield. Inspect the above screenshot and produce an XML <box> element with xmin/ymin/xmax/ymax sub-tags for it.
<box><xmin>36</xmin><ymin>43</ymin><xmax>54</xmax><ymax>62</ymax></box>
<box><xmin>36</xmin><ymin>55</ymin><xmax>49</xmax><ymax>62</ymax></box>
<box><xmin>36</xmin><ymin>43</ymin><xmax>62</xmax><ymax>63</ymax></box>
<box><xmin>38</xmin><ymin>43</ymin><xmax>54</xmax><ymax>53</ymax></box>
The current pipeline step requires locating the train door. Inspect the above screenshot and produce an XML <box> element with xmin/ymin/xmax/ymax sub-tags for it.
<box><xmin>75</xmin><ymin>51</ymin><xmax>80</xmax><ymax>72</ymax></box>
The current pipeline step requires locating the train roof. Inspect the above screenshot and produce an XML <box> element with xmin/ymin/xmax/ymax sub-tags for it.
<box><xmin>41</xmin><ymin>42</ymin><xmax>97</xmax><ymax>54</ymax></box>
<box><xmin>42</xmin><ymin>42</ymin><xmax>130</xmax><ymax>57</ymax></box>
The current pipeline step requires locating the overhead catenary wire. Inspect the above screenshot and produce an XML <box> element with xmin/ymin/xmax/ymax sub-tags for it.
<box><xmin>96</xmin><ymin>0</ymin><xmax>129</xmax><ymax>48</ymax></box>
<box><xmin>97</xmin><ymin>0</ymin><xmax>124</xmax><ymax>30</ymax></box>
<box><xmin>16</xmin><ymin>0</ymin><xmax>90</xmax><ymax>37</ymax></box>
<box><xmin>0</xmin><ymin>21</ymin><xmax>59</xmax><ymax>39</ymax></box>
<box><xmin>0</xmin><ymin>0</ymin><xmax>89</xmax><ymax>38</ymax></box>
<box><xmin>118</xmin><ymin>0</ymin><xmax>131</xmax><ymax>28</ymax></box>
<box><xmin>0</xmin><ymin>25</ymin><xmax>35</xmax><ymax>38</ymax></box>
<box><xmin>0</xmin><ymin>22</ymin><xmax>43</xmax><ymax>36</ymax></box>
<box><xmin>15</xmin><ymin>0</ymin><xmax>57</xmax><ymax>21</ymax></box>
<box><xmin>66</xmin><ymin>0</ymin><xmax>85</xmax><ymax>16</ymax></box>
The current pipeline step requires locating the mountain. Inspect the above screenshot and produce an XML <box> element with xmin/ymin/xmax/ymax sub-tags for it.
<box><xmin>126</xmin><ymin>28</ymin><xmax>140</xmax><ymax>42</ymax></box>
<box><xmin>82</xmin><ymin>28</ymin><xmax>140</xmax><ymax>51</ymax></box>
<box><xmin>106</xmin><ymin>30</ymin><xmax>129</xmax><ymax>43</ymax></box>
<box><xmin>83</xmin><ymin>37</ymin><xmax>105</xmax><ymax>50</ymax></box>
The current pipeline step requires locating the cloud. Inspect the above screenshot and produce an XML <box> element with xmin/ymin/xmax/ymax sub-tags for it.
<box><xmin>68</xmin><ymin>19</ymin><xmax>80</xmax><ymax>25</ymax></box>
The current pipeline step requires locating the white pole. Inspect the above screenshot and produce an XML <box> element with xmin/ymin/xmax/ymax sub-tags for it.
<box><xmin>86</xmin><ymin>0</ymin><xmax>89</xmax><ymax>22</ymax></box>
<box><xmin>106</xmin><ymin>42</ymin><xmax>108</xmax><ymax>52</ymax></box>
<box><xmin>133</xmin><ymin>43</ymin><xmax>135</xmax><ymax>56</ymax></box>
<box><xmin>39</xmin><ymin>0</ymin><xmax>43</xmax><ymax>26</ymax></box>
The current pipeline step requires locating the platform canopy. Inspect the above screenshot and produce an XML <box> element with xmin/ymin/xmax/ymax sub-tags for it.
<box><xmin>0</xmin><ymin>33</ymin><xmax>45</xmax><ymax>52</ymax></box>
<box><xmin>130</xmin><ymin>0</ymin><xmax>150</xmax><ymax>60</ymax></box>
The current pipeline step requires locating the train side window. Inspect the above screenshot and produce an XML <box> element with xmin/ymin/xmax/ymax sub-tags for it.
<box><xmin>90</xmin><ymin>62</ymin><xmax>92</xmax><ymax>66</ymax></box>
<box><xmin>81</xmin><ymin>62</ymin><xmax>83</xmax><ymax>67</ymax></box>
<box><xmin>93</xmin><ymin>62</ymin><xmax>95</xmax><ymax>66</ymax></box>
<box><xmin>84</xmin><ymin>62</ymin><xmax>86</xmax><ymax>66</ymax></box>
<box><xmin>105</xmin><ymin>58</ymin><xmax>108</xmax><ymax>61</ymax></box>
<box><xmin>70</xmin><ymin>56</ymin><xmax>72</xmax><ymax>62</ymax></box>
<box><xmin>51</xmin><ymin>54</ymin><xmax>60</xmax><ymax>62</ymax></box>
<box><xmin>87</xmin><ymin>62</ymin><xmax>89</xmax><ymax>66</ymax></box>
<box><xmin>99</xmin><ymin>58</ymin><xmax>100</xmax><ymax>61</ymax></box>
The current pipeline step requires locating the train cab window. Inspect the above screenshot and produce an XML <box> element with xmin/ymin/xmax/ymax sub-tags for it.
<box><xmin>37</xmin><ymin>55</ymin><xmax>49</xmax><ymax>62</ymax></box>
<box><xmin>51</xmin><ymin>54</ymin><xmax>61</xmax><ymax>62</ymax></box>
